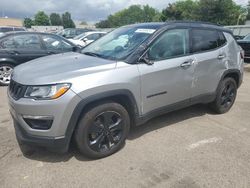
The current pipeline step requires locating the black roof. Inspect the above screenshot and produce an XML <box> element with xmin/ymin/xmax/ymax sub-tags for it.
<box><xmin>1</xmin><ymin>31</ymin><xmax>58</xmax><ymax>36</ymax></box>
<box><xmin>126</xmin><ymin>21</ymin><xmax>232</xmax><ymax>34</ymax></box>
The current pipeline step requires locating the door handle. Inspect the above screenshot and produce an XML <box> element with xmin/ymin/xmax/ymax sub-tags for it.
<box><xmin>180</xmin><ymin>60</ymin><xmax>194</xmax><ymax>68</ymax></box>
<box><xmin>217</xmin><ymin>54</ymin><xmax>225</xmax><ymax>59</ymax></box>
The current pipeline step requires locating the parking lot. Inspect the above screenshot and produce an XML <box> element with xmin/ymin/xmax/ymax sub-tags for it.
<box><xmin>0</xmin><ymin>67</ymin><xmax>249</xmax><ymax>188</ymax></box>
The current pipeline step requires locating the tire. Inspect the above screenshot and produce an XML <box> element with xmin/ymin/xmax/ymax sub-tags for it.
<box><xmin>210</xmin><ymin>77</ymin><xmax>237</xmax><ymax>114</ymax></box>
<box><xmin>75</xmin><ymin>101</ymin><xmax>130</xmax><ymax>159</ymax></box>
<box><xmin>0</xmin><ymin>63</ymin><xmax>14</xmax><ymax>86</ymax></box>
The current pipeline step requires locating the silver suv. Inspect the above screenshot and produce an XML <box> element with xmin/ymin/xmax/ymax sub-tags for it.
<box><xmin>8</xmin><ymin>22</ymin><xmax>244</xmax><ymax>159</ymax></box>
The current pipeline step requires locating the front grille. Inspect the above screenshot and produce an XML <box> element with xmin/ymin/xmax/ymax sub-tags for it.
<box><xmin>9</xmin><ymin>80</ymin><xmax>27</xmax><ymax>100</ymax></box>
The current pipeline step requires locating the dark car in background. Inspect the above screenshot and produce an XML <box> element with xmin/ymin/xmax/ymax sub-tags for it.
<box><xmin>237</xmin><ymin>34</ymin><xmax>250</xmax><ymax>63</ymax></box>
<box><xmin>57</xmin><ymin>28</ymin><xmax>93</xmax><ymax>39</ymax></box>
<box><xmin>0</xmin><ymin>32</ymin><xmax>80</xmax><ymax>86</ymax></box>
<box><xmin>0</xmin><ymin>26</ymin><xmax>26</xmax><ymax>37</ymax></box>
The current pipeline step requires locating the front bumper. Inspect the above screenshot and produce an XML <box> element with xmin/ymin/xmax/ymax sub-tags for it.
<box><xmin>13</xmin><ymin>117</ymin><xmax>69</xmax><ymax>153</ymax></box>
<box><xmin>8</xmin><ymin>87</ymin><xmax>82</xmax><ymax>152</ymax></box>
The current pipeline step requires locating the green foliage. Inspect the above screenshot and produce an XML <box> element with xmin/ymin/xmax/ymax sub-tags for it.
<box><xmin>96</xmin><ymin>5</ymin><xmax>160</xmax><ymax>28</ymax></box>
<box><xmin>161</xmin><ymin>0</ymin><xmax>247</xmax><ymax>25</ymax></box>
<box><xmin>96</xmin><ymin>0</ymin><xmax>247</xmax><ymax>28</ymax></box>
<box><xmin>23</xmin><ymin>18</ymin><xmax>34</xmax><ymax>28</ymax></box>
<box><xmin>50</xmin><ymin>13</ymin><xmax>62</xmax><ymax>26</ymax></box>
<box><xmin>161</xmin><ymin>0</ymin><xmax>199</xmax><ymax>21</ymax></box>
<box><xmin>34</xmin><ymin>11</ymin><xmax>50</xmax><ymax>26</ymax></box>
<box><xmin>80</xmin><ymin>21</ymin><xmax>88</xmax><ymax>25</ymax></box>
<box><xmin>197</xmin><ymin>0</ymin><xmax>245</xmax><ymax>25</ymax></box>
<box><xmin>62</xmin><ymin>12</ymin><xmax>75</xmax><ymax>28</ymax></box>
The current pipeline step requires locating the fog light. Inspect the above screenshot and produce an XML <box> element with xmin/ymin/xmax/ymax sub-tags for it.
<box><xmin>23</xmin><ymin>115</ymin><xmax>53</xmax><ymax>130</ymax></box>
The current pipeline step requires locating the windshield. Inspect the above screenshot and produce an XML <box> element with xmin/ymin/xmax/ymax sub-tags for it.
<box><xmin>81</xmin><ymin>27</ymin><xmax>156</xmax><ymax>60</ymax></box>
<box><xmin>74</xmin><ymin>33</ymin><xmax>87</xmax><ymax>40</ymax></box>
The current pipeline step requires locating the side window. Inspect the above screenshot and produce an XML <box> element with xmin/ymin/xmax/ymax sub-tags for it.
<box><xmin>191</xmin><ymin>29</ymin><xmax>221</xmax><ymax>53</ymax></box>
<box><xmin>86</xmin><ymin>33</ymin><xmax>100</xmax><ymax>41</ymax></box>
<box><xmin>13</xmin><ymin>34</ymin><xmax>41</xmax><ymax>50</ymax></box>
<box><xmin>1</xmin><ymin>34</ymin><xmax>41</xmax><ymax>50</ymax></box>
<box><xmin>0</xmin><ymin>37</ymin><xmax>16</xmax><ymax>49</ymax></box>
<box><xmin>41</xmin><ymin>35</ymin><xmax>73</xmax><ymax>51</ymax></box>
<box><xmin>76</xmin><ymin>30</ymin><xmax>83</xmax><ymax>35</ymax></box>
<box><xmin>148</xmin><ymin>29</ymin><xmax>189</xmax><ymax>61</ymax></box>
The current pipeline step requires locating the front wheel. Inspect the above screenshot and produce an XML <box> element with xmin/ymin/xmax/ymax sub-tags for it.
<box><xmin>0</xmin><ymin>64</ymin><xmax>14</xmax><ymax>86</ymax></box>
<box><xmin>75</xmin><ymin>102</ymin><xmax>130</xmax><ymax>159</ymax></box>
<box><xmin>210</xmin><ymin>77</ymin><xmax>237</xmax><ymax>114</ymax></box>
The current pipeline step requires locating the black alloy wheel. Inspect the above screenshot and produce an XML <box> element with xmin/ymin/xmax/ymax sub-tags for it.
<box><xmin>210</xmin><ymin>77</ymin><xmax>237</xmax><ymax>114</ymax></box>
<box><xmin>88</xmin><ymin>111</ymin><xmax>124</xmax><ymax>152</ymax></box>
<box><xmin>75</xmin><ymin>102</ymin><xmax>130</xmax><ymax>159</ymax></box>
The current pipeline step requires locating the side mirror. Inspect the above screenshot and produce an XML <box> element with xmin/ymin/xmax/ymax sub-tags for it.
<box><xmin>139</xmin><ymin>53</ymin><xmax>154</xmax><ymax>65</ymax></box>
<box><xmin>83</xmin><ymin>38</ymin><xmax>88</xmax><ymax>42</ymax></box>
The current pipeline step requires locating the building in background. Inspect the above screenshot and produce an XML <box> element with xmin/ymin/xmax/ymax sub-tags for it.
<box><xmin>30</xmin><ymin>26</ymin><xmax>63</xmax><ymax>33</ymax></box>
<box><xmin>225</xmin><ymin>20</ymin><xmax>250</xmax><ymax>37</ymax></box>
<box><xmin>0</xmin><ymin>17</ymin><xmax>23</xmax><ymax>27</ymax></box>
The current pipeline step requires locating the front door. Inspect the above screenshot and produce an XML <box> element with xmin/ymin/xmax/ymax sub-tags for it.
<box><xmin>137</xmin><ymin>28</ymin><xmax>195</xmax><ymax>115</ymax></box>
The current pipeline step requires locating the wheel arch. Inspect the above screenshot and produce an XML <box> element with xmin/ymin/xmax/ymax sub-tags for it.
<box><xmin>0</xmin><ymin>58</ymin><xmax>17</xmax><ymax>66</ymax></box>
<box><xmin>64</xmin><ymin>89</ymin><xmax>139</xmax><ymax>147</ymax></box>
<box><xmin>221</xmin><ymin>69</ymin><xmax>241</xmax><ymax>88</ymax></box>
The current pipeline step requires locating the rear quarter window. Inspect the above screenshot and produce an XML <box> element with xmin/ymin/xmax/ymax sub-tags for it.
<box><xmin>191</xmin><ymin>29</ymin><xmax>224</xmax><ymax>53</ymax></box>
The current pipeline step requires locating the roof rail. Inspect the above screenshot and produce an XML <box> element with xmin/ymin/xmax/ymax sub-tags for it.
<box><xmin>165</xmin><ymin>20</ymin><xmax>222</xmax><ymax>27</ymax></box>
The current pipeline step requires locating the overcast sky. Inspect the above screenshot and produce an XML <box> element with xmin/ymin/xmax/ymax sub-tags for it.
<box><xmin>0</xmin><ymin>0</ymin><xmax>248</xmax><ymax>23</ymax></box>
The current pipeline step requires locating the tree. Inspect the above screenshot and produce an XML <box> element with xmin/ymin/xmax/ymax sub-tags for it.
<box><xmin>161</xmin><ymin>0</ymin><xmax>246</xmax><ymax>25</ymax></box>
<box><xmin>50</xmin><ymin>13</ymin><xmax>62</xmax><ymax>26</ymax></box>
<box><xmin>197</xmin><ymin>0</ymin><xmax>245</xmax><ymax>25</ymax></box>
<box><xmin>34</xmin><ymin>11</ymin><xmax>50</xmax><ymax>26</ymax></box>
<box><xmin>62</xmin><ymin>12</ymin><xmax>75</xmax><ymax>28</ymax></box>
<box><xmin>161</xmin><ymin>0</ymin><xmax>199</xmax><ymax>21</ymax></box>
<box><xmin>80</xmin><ymin>21</ymin><xmax>88</xmax><ymax>25</ymax></box>
<box><xmin>23</xmin><ymin>18</ymin><xmax>34</xmax><ymax>28</ymax></box>
<box><xmin>95</xmin><ymin>5</ymin><xmax>160</xmax><ymax>28</ymax></box>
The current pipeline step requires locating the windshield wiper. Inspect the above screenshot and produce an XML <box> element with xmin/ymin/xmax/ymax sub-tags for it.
<box><xmin>83</xmin><ymin>52</ymin><xmax>102</xmax><ymax>58</ymax></box>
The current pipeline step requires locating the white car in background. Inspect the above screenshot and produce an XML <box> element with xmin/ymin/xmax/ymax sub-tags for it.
<box><xmin>69</xmin><ymin>31</ymin><xmax>107</xmax><ymax>47</ymax></box>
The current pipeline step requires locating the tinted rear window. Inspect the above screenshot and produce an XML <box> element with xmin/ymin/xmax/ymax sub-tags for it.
<box><xmin>191</xmin><ymin>29</ymin><xmax>223</xmax><ymax>53</ymax></box>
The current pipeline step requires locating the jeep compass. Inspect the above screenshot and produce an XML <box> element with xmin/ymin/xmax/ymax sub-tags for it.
<box><xmin>8</xmin><ymin>22</ymin><xmax>244</xmax><ymax>159</ymax></box>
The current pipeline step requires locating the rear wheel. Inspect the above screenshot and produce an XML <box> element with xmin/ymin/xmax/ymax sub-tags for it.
<box><xmin>75</xmin><ymin>102</ymin><xmax>130</xmax><ymax>159</ymax></box>
<box><xmin>210</xmin><ymin>77</ymin><xmax>237</xmax><ymax>114</ymax></box>
<box><xmin>0</xmin><ymin>64</ymin><xmax>14</xmax><ymax>86</ymax></box>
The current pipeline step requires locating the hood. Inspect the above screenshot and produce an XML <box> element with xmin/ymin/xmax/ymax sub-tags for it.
<box><xmin>12</xmin><ymin>52</ymin><xmax>117</xmax><ymax>85</ymax></box>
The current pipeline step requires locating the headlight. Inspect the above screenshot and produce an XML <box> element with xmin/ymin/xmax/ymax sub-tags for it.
<box><xmin>24</xmin><ymin>83</ymin><xmax>71</xmax><ymax>100</ymax></box>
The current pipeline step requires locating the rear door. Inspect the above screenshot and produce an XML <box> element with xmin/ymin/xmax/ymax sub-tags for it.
<box><xmin>191</xmin><ymin>29</ymin><xmax>227</xmax><ymax>98</ymax></box>
<box><xmin>0</xmin><ymin>33</ymin><xmax>47</xmax><ymax>64</ymax></box>
<box><xmin>138</xmin><ymin>28</ymin><xmax>195</xmax><ymax>115</ymax></box>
